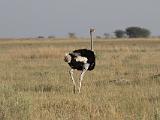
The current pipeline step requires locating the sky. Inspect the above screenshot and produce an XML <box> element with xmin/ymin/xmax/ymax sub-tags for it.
<box><xmin>0</xmin><ymin>0</ymin><xmax>159</xmax><ymax>38</ymax></box>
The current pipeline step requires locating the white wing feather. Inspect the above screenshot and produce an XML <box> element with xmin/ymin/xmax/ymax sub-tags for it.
<box><xmin>75</xmin><ymin>56</ymin><xmax>88</xmax><ymax>63</ymax></box>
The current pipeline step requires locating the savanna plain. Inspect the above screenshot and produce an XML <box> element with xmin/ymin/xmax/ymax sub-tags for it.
<box><xmin>0</xmin><ymin>38</ymin><xmax>160</xmax><ymax>120</ymax></box>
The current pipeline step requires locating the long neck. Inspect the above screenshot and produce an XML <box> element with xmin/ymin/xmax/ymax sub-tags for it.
<box><xmin>90</xmin><ymin>31</ymin><xmax>93</xmax><ymax>51</ymax></box>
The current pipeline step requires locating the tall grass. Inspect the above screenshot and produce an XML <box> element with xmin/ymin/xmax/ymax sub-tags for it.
<box><xmin>0</xmin><ymin>38</ymin><xmax>160</xmax><ymax>120</ymax></box>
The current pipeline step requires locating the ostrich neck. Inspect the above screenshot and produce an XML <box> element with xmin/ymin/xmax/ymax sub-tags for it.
<box><xmin>90</xmin><ymin>32</ymin><xmax>93</xmax><ymax>51</ymax></box>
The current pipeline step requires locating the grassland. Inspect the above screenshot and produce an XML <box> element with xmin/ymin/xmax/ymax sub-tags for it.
<box><xmin>0</xmin><ymin>38</ymin><xmax>160</xmax><ymax>120</ymax></box>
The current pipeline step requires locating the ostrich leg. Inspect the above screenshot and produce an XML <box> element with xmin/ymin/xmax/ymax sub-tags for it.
<box><xmin>78</xmin><ymin>64</ymin><xmax>89</xmax><ymax>93</ymax></box>
<box><xmin>69</xmin><ymin>69</ymin><xmax>76</xmax><ymax>93</ymax></box>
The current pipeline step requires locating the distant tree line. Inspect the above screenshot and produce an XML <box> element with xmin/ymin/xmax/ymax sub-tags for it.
<box><xmin>67</xmin><ymin>26</ymin><xmax>151</xmax><ymax>39</ymax></box>
<box><xmin>36</xmin><ymin>26</ymin><xmax>151</xmax><ymax>39</ymax></box>
<box><xmin>114</xmin><ymin>26</ymin><xmax>151</xmax><ymax>38</ymax></box>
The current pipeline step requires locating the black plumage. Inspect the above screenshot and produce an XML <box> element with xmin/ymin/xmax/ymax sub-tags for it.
<box><xmin>68</xmin><ymin>49</ymin><xmax>95</xmax><ymax>71</ymax></box>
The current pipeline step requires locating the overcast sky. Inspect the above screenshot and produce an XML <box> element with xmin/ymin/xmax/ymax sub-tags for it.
<box><xmin>0</xmin><ymin>0</ymin><xmax>159</xmax><ymax>37</ymax></box>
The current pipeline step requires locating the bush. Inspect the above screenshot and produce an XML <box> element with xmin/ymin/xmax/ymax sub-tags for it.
<box><xmin>114</xmin><ymin>30</ymin><xmax>126</xmax><ymax>38</ymax></box>
<box><xmin>126</xmin><ymin>27</ymin><xmax>150</xmax><ymax>38</ymax></box>
<box><xmin>68</xmin><ymin>33</ymin><xmax>77</xmax><ymax>39</ymax></box>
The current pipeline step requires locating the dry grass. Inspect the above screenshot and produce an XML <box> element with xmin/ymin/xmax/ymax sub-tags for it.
<box><xmin>0</xmin><ymin>38</ymin><xmax>160</xmax><ymax>120</ymax></box>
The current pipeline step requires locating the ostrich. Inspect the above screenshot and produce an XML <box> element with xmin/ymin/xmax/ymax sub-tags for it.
<box><xmin>64</xmin><ymin>28</ymin><xmax>96</xmax><ymax>93</ymax></box>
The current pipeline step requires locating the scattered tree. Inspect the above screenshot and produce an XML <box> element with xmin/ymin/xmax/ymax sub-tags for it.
<box><xmin>68</xmin><ymin>33</ymin><xmax>77</xmax><ymax>39</ymax></box>
<box><xmin>114</xmin><ymin>30</ymin><xmax>126</xmax><ymax>38</ymax></box>
<box><xmin>37</xmin><ymin>36</ymin><xmax>45</xmax><ymax>39</ymax></box>
<box><xmin>126</xmin><ymin>27</ymin><xmax>150</xmax><ymax>38</ymax></box>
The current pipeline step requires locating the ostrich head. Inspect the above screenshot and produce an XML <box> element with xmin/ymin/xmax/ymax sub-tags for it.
<box><xmin>64</xmin><ymin>53</ymin><xmax>71</xmax><ymax>63</ymax></box>
<box><xmin>90</xmin><ymin>28</ymin><xmax>95</xmax><ymax>33</ymax></box>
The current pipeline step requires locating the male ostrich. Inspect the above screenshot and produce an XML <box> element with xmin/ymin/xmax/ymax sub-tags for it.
<box><xmin>64</xmin><ymin>28</ymin><xmax>96</xmax><ymax>93</ymax></box>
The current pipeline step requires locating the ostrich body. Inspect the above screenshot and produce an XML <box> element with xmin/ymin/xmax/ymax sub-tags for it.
<box><xmin>64</xmin><ymin>28</ymin><xmax>95</xmax><ymax>93</ymax></box>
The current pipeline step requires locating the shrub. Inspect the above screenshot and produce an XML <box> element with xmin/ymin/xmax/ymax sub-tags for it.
<box><xmin>114</xmin><ymin>30</ymin><xmax>126</xmax><ymax>38</ymax></box>
<box><xmin>126</xmin><ymin>27</ymin><xmax>150</xmax><ymax>38</ymax></box>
